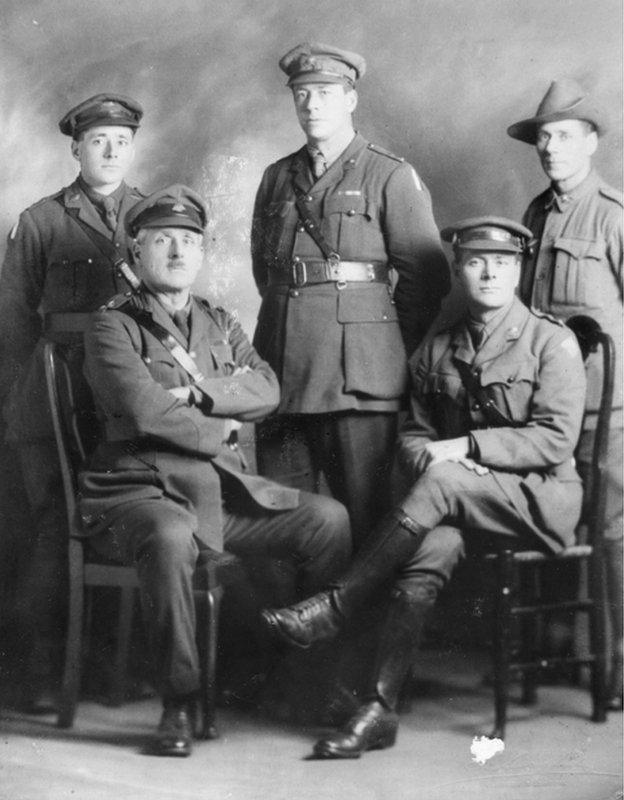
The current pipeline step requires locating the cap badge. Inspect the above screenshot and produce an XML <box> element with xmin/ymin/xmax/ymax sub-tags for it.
<box><xmin>172</xmin><ymin>203</ymin><xmax>186</xmax><ymax>212</ymax></box>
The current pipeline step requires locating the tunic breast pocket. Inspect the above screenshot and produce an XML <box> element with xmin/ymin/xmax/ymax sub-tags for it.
<box><xmin>480</xmin><ymin>359</ymin><xmax>538</xmax><ymax>423</ymax></box>
<box><xmin>44</xmin><ymin>257</ymin><xmax>118</xmax><ymax>311</ymax></box>
<box><xmin>325</xmin><ymin>194</ymin><xmax>376</xmax><ymax>252</ymax></box>
<box><xmin>551</xmin><ymin>237</ymin><xmax>604</xmax><ymax>307</ymax></box>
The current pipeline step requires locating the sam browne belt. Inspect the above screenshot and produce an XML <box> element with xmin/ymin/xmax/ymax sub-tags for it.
<box><xmin>268</xmin><ymin>259</ymin><xmax>389</xmax><ymax>287</ymax></box>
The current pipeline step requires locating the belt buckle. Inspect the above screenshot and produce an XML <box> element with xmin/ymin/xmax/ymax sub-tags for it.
<box><xmin>327</xmin><ymin>253</ymin><xmax>346</xmax><ymax>289</ymax></box>
<box><xmin>292</xmin><ymin>260</ymin><xmax>307</xmax><ymax>287</ymax></box>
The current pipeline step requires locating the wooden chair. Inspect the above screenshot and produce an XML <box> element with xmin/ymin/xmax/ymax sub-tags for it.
<box><xmin>485</xmin><ymin>315</ymin><xmax>615</xmax><ymax>739</ymax></box>
<box><xmin>44</xmin><ymin>341</ymin><xmax>223</xmax><ymax>738</ymax></box>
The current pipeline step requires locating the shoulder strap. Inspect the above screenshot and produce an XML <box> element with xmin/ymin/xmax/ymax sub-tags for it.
<box><xmin>454</xmin><ymin>359</ymin><xmax>522</xmax><ymax>428</ymax></box>
<box><xmin>119</xmin><ymin>304</ymin><xmax>206</xmax><ymax>384</ymax></box>
<box><xmin>291</xmin><ymin>184</ymin><xmax>340</xmax><ymax>261</ymax></box>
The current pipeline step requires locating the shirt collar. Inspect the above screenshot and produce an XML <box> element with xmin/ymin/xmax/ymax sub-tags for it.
<box><xmin>545</xmin><ymin>169</ymin><xmax>600</xmax><ymax>212</ymax></box>
<box><xmin>306</xmin><ymin>129</ymin><xmax>356</xmax><ymax>169</ymax></box>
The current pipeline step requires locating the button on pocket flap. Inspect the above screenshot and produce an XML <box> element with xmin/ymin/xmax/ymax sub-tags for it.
<box><xmin>554</xmin><ymin>237</ymin><xmax>604</xmax><ymax>260</ymax></box>
<box><xmin>480</xmin><ymin>359</ymin><xmax>537</xmax><ymax>386</ymax></box>
<box><xmin>337</xmin><ymin>287</ymin><xmax>398</xmax><ymax>323</ymax></box>
<box><xmin>326</xmin><ymin>194</ymin><xmax>367</xmax><ymax>216</ymax></box>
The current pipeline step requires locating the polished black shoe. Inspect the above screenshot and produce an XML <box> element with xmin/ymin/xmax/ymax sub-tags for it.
<box><xmin>313</xmin><ymin>700</ymin><xmax>399</xmax><ymax>759</ymax></box>
<box><xmin>260</xmin><ymin>591</ymin><xmax>342</xmax><ymax>649</ymax></box>
<box><xmin>154</xmin><ymin>698</ymin><xmax>194</xmax><ymax>757</ymax></box>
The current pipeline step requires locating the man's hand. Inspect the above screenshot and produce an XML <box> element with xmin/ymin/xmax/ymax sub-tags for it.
<box><xmin>417</xmin><ymin>436</ymin><xmax>490</xmax><ymax>476</ymax></box>
<box><xmin>423</xmin><ymin>436</ymin><xmax>470</xmax><ymax>467</ymax></box>
<box><xmin>168</xmin><ymin>386</ymin><xmax>192</xmax><ymax>402</ymax></box>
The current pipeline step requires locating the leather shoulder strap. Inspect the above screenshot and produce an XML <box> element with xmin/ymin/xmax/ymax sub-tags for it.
<box><xmin>291</xmin><ymin>184</ymin><xmax>339</xmax><ymax>261</ymax></box>
<box><xmin>119</xmin><ymin>304</ymin><xmax>206</xmax><ymax>384</ymax></box>
<box><xmin>454</xmin><ymin>359</ymin><xmax>522</xmax><ymax>428</ymax></box>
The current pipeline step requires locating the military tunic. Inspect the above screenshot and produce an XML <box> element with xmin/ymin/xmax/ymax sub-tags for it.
<box><xmin>79</xmin><ymin>288</ymin><xmax>352</xmax><ymax>695</ymax></box>
<box><xmin>252</xmin><ymin>132</ymin><xmax>450</xmax><ymax>412</ymax></box>
<box><xmin>0</xmin><ymin>178</ymin><xmax>143</xmax><ymax>440</ymax></box>
<box><xmin>79</xmin><ymin>290</ymin><xmax>301</xmax><ymax>550</ymax></box>
<box><xmin>520</xmin><ymin>170</ymin><xmax>623</xmax><ymax>542</ymax></box>
<box><xmin>398</xmin><ymin>297</ymin><xmax>586</xmax><ymax>552</ymax></box>
<box><xmin>251</xmin><ymin>133</ymin><xmax>449</xmax><ymax>543</ymax></box>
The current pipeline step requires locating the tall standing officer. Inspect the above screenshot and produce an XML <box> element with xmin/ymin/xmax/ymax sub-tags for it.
<box><xmin>252</xmin><ymin>42</ymin><xmax>450</xmax><ymax>546</ymax></box>
<box><xmin>0</xmin><ymin>93</ymin><xmax>144</xmax><ymax>707</ymax></box>
<box><xmin>508</xmin><ymin>79</ymin><xmax>623</xmax><ymax>710</ymax></box>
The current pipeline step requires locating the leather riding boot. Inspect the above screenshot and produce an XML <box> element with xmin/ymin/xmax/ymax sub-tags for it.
<box><xmin>313</xmin><ymin>579</ymin><xmax>442</xmax><ymax>759</ymax></box>
<box><xmin>261</xmin><ymin>511</ymin><xmax>430</xmax><ymax>649</ymax></box>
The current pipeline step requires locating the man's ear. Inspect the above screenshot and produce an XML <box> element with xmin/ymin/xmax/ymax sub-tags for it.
<box><xmin>346</xmin><ymin>88</ymin><xmax>358</xmax><ymax>114</ymax></box>
<box><xmin>70</xmin><ymin>140</ymin><xmax>81</xmax><ymax>161</ymax></box>
<box><xmin>131</xmin><ymin>240</ymin><xmax>141</xmax><ymax>265</ymax></box>
<box><xmin>585</xmin><ymin>129</ymin><xmax>598</xmax><ymax>157</ymax></box>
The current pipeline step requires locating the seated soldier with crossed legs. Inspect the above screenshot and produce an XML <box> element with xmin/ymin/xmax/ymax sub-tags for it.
<box><xmin>261</xmin><ymin>216</ymin><xmax>587</xmax><ymax>759</ymax></box>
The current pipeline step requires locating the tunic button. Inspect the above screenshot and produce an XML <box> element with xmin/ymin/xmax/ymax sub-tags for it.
<box><xmin>297</xmin><ymin>225</ymin><xmax>305</xmax><ymax>233</ymax></box>
<box><xmin>189</xmin><ymin>351</ymin><xmax>196</xmax><ymax>358</ymax></box>
<box><xmin>347</xmin><ymin>209</ymin><xmax>355</xmax><ymax>216</ymax></box>
<box><xmin>472</xmin><ymin>403</ymin><xmax>481</xmax><ymax>411</ymax></box>
<box><xmin>382</xmin><ymin>314</ymin><xmax>388</xmax><ymax>320</ymax></box>
<box><xmin>87</xmin><ymin>258</ymin><xmax>92</xmax><ymax>263</ymax></box>
<box><xmin>305</xmin><ymin>195</ymin><xmax>313</xmax><ymax>202</ymax></box>
<box><xmin>289</xmin><ymin>289</ymin><xmax>299</xmax><ymax>298</ymax></box>
<box><xmin>143</xmin><ymin>356</ymin><xmax>151</xmax><ymax>364</ymax></box>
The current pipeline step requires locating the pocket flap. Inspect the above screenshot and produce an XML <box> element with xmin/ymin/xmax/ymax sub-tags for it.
<box><xmin>553</xmin><ymin>237</ymin><xmax>604</xmax><ymax>260</ymax></box>
<box><xmin>325</xmin><ymin>194</ymin><xmax>368</xmax><ymax>216</ymax></box>
<box><xmin>479</xmin><ymin>358</ymin><xmax>537</xmax><ymax>386</ymax></box>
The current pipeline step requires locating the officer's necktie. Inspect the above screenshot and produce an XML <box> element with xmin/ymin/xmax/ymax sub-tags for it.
<box><xmin>102</xmin><ymin>196</ymin><xmax>118</xmax><ymax>232</ymax></box>
<box><xmin>172</xmin><ymin>310</ymin><xmax>190</xmax><ymax>343</ymax></box>
<box><xmin>468</xmin><ymin>321</ymin><xmax>486</xmax><ymax>351</ymax></box>
<box><xmin>310</xmin><ymin>149</ymin><xmax>327</xmax><ymax>181</ymax></box>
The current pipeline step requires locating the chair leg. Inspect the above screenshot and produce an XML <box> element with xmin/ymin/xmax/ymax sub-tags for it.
<box><xmin>520</xmin><ymin>566</ymin><xmax>538</xmax><ymax>706</ymax></box>
<box><xmin>196</xmin><ymin>586</ymin><xmax>223</xmax><ymax>740</ymax></box>
<box><xmin>589</xmin><ymin>550</ymin><xmax>608</xmax><ymax>722</ymax></box>
<box><xmin>57</xmin><ymin>551</ymin><xmax>84</xmax><ymax>729</ymax></box>
<box><xmin>108</xmin><ymin>586</ymin><xmax>136</xmax><ymax>707</ymax></box>
<box><xmin>491</xmin><ymin>550</ymin><xmax>514</xmax><ymax>740</ymax></box>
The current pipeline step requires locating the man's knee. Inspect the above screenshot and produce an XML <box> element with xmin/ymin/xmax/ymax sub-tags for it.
<box><xmin>122</xmin><ymin>504</ymin><xmax>197</xmax><ymax>569</ymax></box>
<box><xmin>297</xmin><ymin>492</ymin><xmax>352</xmax><ymax>562</ymax></box>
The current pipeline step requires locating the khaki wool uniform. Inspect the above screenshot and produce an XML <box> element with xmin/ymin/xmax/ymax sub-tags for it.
<box><xmin>398</xmin><ymin>297</ymin><xmax>586</xmax><ymax>559</ymax></box>
<box><xmin>79</xmin><ymin>289</ymin><xmax>351</xmax><ymax>696</ymax></box>
<box><xmin>520</xmin><ymin>170</ymin><xmax>623</xmax><ymax>542</ymax></box>
<box><xmin>252</xmin><ymin>132</ymin><xmax>449</xmax><ymax>543</ymax></box>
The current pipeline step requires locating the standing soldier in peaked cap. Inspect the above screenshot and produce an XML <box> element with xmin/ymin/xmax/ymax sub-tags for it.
<box><xmin>0</xmin><ymin>92</ymin><xmax>144</xmax><ymax>710</ymax></box>
<box><xmin>78</xmin><ymin>185</ymin><xmax>351</xmax><ymax>755</ymax></box>
<box><xmin>251</xmin><ymin>42</ymin><xmax>450</xmax><ymax>549</ymax></box>
<box><xmin>508</xmin><ymin>79</ymin><xmax>623</xmax><ymax>710</ymax></box>
<box><xmin>260</xmin><ymin>217</ymin><xmax>587</xmax><ymax>758</ymax></box>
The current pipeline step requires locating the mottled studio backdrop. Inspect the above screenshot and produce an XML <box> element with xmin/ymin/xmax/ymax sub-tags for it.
<box><xmin>1</xmin><ymin>0</ymin><xmax>622</xmax><ymax>335</ymax></box>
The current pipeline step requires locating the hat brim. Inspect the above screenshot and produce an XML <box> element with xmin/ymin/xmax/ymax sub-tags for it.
<box><xmin>287</xmin><ymin>72</ymin><xmax>353</xmax><ymax>87</ymax></box>
<box><xmin>128</xmin><ymin>216</ymin><xmax>205</xmax><ymax>237</ymax></box>
<box><xmin>454</xmin><ymin>239</ymin><xmax>525</xmax><ymax>253</ymax></box>
<box><xmin>507</xmin><ymin>109</ymin><xmax>604</xmax><ymax>144</ymax></box>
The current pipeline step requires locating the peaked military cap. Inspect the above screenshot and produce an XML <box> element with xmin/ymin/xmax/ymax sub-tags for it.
<box><xmin>507</xmin><ymin>78</ymin><xmax>605</xmax><ymax>144</ymax></box>
<box><xmin>279</xmin><ymin>42</ymin><xmax>366</xmax><ymax>86</ymax></box>
<box><xmin>59</xmin><ymin>93</ymin><xmax>143</xmax><ymax>138</ymax></box>
<box><xmin>441</xmin><ymin>217</ymin><xmax>534</xmax><ymax>254</ymax></box>
<box><xmin>125</xmin><ymin>185</ymin><xmax>207</xmax><ymax>238</ymax></box>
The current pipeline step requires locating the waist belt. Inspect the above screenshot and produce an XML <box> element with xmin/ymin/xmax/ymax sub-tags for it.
<box><xmin>268</xmin><ymin>260</ymin><xmax>389</xmax><ymax>287</ymax></box>
<box><xmin>43</xmin><ymin>312</ymin><xmax>91</xmax><ymax>341</ymax></box>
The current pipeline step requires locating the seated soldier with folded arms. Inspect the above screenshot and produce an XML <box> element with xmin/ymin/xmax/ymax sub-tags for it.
<box><xmin>261</xmin><ymin>216</ymin><xmax>587</xmax><ymax>759</ymax></box>
<box><xmin>78</xmin><ymin>185</ymin><xmax>352</xmax><ymax>757</ymax></box>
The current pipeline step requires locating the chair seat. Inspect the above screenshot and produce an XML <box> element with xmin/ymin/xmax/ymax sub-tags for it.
<box><xmin>485</xmin><ymin>544</ymin><xmax>593</xmax><ymax>563</ymax></box>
